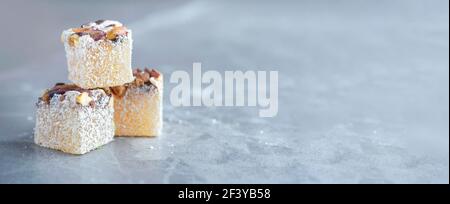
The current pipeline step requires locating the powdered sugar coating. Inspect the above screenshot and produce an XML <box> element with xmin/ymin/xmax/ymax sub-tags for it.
<box><xmin>81</xmin><ymin>20</ymin><xmax>123</xmax><ymax>33</ymax></box>
<box><xmin>34</xmin><ymin>90</ymin><xmax>115</xmax><ymax>154</ymax></box>
<box><xmin>62</xmin><ymin>28</ymin><xmax>133</xmax><ymax>89</ymax></box>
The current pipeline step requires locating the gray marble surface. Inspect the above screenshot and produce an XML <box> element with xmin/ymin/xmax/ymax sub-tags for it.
<box><xmin>0</xmin><ymin>0</ymin><xmax>448</xmax><ymax>183</ymax></box>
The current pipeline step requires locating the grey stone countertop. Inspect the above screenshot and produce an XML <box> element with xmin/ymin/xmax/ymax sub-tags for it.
<box><xmin>0</xmin><ymin>0</ymin><xmax>448</xmax><ymax>183</ymax></box>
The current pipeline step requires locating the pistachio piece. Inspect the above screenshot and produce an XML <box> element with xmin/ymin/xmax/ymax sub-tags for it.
<box><xmin>68</xmin><ymin>34</ymin><xmax>79</xmax><ymax>47</ymax></box>
<box><xmin>76</xmin><ymin>92</ymin><xmax>93</xmax><ymax>106</ymax></box>
<box><xmin>106</xmin><ymin>26</ymin><xmax>128</xmax><ymax>41</ymax></box>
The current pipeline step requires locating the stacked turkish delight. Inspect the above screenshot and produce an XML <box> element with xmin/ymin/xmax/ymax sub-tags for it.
<box><xmin>34</xmin><ymin>20</ymin><xmax>163</xmax><ymax>154</ymax></box>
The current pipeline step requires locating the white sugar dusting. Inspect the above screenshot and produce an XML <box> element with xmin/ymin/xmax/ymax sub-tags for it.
<box><xmin>62</xmin><ymin>29</ymin><xmax>134</xmax><ymax>89</ymax></box>
<box><xmin>34</xmin><ymin>90</ymin><xmax>114</xmax><ymax>154</ymax></box>
<box><xmin>81</xmin><ymin>20</ymin><xmax>123</xmax><ymax>32</ymax></box>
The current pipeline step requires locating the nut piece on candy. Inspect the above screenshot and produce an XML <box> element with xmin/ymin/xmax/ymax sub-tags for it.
<box><xmin>34</xmin><ymin>83</ymin><xmax>115</xmax><ymax>155</ymax></box>
<box><xmin>112</xmin><ymin>68</ymin><xmax>163</xmax><ymax>137</ymax></box>
<box><xmin>110</xmin><ymin>86</ymin><xmax>127</xmax><ymax>98</ymax></box>
<box><xmin>107</xmin><ymin>26</ymin><xmax>128</xmax><ymax>41</ymax></box>
<box><xmin>76</xmin><ymin>92</ymin><xmax>93</xmax><ymax>106</ymax></box>
<box><xmin>61</xmin><ymin>19</ymin><xmax>133</xmax><ymax>89</ymax></box>
<box><xmin>68</xmin><ymin>34</ymin><xmax>79</xmax><ymax>47</ymax></box>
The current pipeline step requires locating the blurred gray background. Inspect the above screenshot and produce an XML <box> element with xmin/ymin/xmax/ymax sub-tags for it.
<box><xmin>0</xmin><ymin>0</ymin><xmax>448</xmax><ymax>183</ymax></box>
